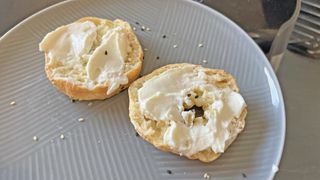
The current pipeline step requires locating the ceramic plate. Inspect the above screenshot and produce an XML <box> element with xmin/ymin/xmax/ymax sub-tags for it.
<box><xmin>0</xmin><ymin>0</ymin><xmax>285</xmax><ymax>179</ymax></box>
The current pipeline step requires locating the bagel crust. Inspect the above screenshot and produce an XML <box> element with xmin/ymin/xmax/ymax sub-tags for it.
<box><xmin>41</xmin><ymin>17</ymin><xmax>143</xmax><ymax>100</ymax></box>
<box><xmin>128</xmin><ymin>63</ymin><xmax>247</xmax><ymax>162</ymax></box>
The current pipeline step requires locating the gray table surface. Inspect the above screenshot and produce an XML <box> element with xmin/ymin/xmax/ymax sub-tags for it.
<box><xmin>1</xmin><ymin>0</ymin><xmax>319</xmax><ymax>179</ymax></box>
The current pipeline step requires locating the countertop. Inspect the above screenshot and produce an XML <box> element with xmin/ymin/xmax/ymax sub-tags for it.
<box><xmin>1</xmin><ymin>0</ymin><xmax>319</xmax><ymax>179</ymax></box>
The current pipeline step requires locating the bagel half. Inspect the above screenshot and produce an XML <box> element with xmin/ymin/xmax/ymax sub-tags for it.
<box><xmin>128</xmin><ymin>63</ymin><xmax>247</xmax><ymax>162</ymax></box>
<box><xmin>40</xmin><ymin>17</ymin><xmax>143</xmax><ymax>100</ymax></box>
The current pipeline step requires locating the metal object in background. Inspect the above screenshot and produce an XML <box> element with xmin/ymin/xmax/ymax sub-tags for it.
<box><xmin>288</xmin><ymin>0</ymin><xmax>320</xmax><ymax>59</ymax></box>
<box><xmin>200</xmin><ymin>0</ymin><xmax>297</xmax><ymax>53</ymax></box>
<box><xmin>197</xmin><ymin>0</ymin><xmax>301</xmax><ymax>71</ymax></box>
<box><xmin>268</xmin><ymin>0</ymin><xmax>301</xmax><ymax>70</ymax></box>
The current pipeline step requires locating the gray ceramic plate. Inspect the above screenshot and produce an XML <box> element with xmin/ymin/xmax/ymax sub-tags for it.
<box><xmin>0</xmin><ymin>0</ymin><xmax>285</xmax><ymax>179</ymax></box>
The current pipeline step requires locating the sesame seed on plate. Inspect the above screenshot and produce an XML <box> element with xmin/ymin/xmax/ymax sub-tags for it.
<box><xmin>146</xmin><ymin>27</ymin><xmax>151</xmax><ymax>31</ymax></box>
<box><xmin>133</xmin><ymin>27</ymin><xmax>137</xmax><ymax>31</ymax></box>
<box><xmin>33</xmin><ymin>136</ymin><xmax>38</xmax><ymax>141</ymax></box>
<box><xmin>203</xmin><ymin>173</ymin><xmax>210</xmax><ymax>179</ymax></box>
<box><xmin>88</xmin><ymin>102</ymin><xmax>93</xmax><ymax>106</ymax></box>
<box><xmin>202</xmin><ymin>59</ymin><xmax>208</xmax><ymax>64</ymax></box>
<box><xmin>144</xmin><ymin>48</ymin><xmax>148</xmax><ymax>51</ymax></box>
<box><xmin>78</xmin><ymin>118</ymin><xmax>85</xmax><ymax>122</ymax></box>
<box><xmin>60</xmin><ymin>134</ymin><xmax>65</xmax><ymax>140</ymax></box>
<box><xmin>198</xmin><ymin>43</ymin><xmax>204</xmax><ymax>47</ymax></box>
<box><xmin>173</xmin><ymin>44</ymin><xmax>178</xmax><ymax>48</ymax></box>
<box><xmin>10</xmin><ymin>101</ymin><xmax>16</xmax><ymax>106</ymax></box>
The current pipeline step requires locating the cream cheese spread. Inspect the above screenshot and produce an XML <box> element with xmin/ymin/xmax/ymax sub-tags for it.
<box><xmin>39</xmin><ymin>21</ymin><xmax>130</xmax><ymax>95</ymax></box>
<box><xmin>138</xmin><ymin>66</ymin><xmax>246</xmax><ymax>155</ymax></box>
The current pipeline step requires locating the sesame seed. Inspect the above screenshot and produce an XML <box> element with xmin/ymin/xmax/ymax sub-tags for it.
<box><xmin>60</xmin><ymin>134</ymin><xmax>65</xmax><ymax>140</ymax></box>
<box><xmin>198</xmin><ymin>43</ymin><xmax>204</xmax><ymax>47</ymax></box>
<box><xmin>78</xmin><ymin>118</ymin><xmax>85</xmax><ymax>122</ymax></box>
<box><xmin>146</xmin><ymin>27</ymin><xmax>151</xmax><ymax>31</ymax></box>
<box><xmin>133</xmin><ymin>27</ymin><xmax>137</xmax><ymax>31</ymax></box>
<box><xmin>10</xmin><ymin>101</ymin><xmax>16</xmax><ymax>106</ymax></box>
<box><xmin>202</xmin><ymin>60</ymin><xmax>208</xmax><ymax>64</ymax></box>
<box><xmin>88</xmin><ymin>102</ymin><xmax>93</xmax><ymax>106</ymax></box>
<box><xmin>141</xmin><ymin>26</ymin><xmax>146</xmax><ymax>31</ymax></box>
<box><xmin>33</xmin><ymin>136</ymin><xmax>38</xmax><ymax>141</ymax></box>
<box><xmin>144</xmin><ymin>48</ymin><xmax>148</xmax><ymax>51</ymax></box>
<box><xmin>173</xmin><ymin>44</ymin><xmax>178</xmax><ymax>48</ymax></box>
<box><xmin>167</xmin><ymin>170</ymin><xmax>172</xmax><ymax>174</ymax></box>
<box><xmin>203</xmin><ymin>173</ymin><xmax>210</xmax><ymax>179</ymax></box>
<box><xmin>179</xmin><ymin>153</ymin><xmax>183</xmax><ymax>156</ymax></box>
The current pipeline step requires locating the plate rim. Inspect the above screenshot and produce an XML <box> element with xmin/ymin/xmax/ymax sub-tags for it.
<box><xmin>0</xmin><ymin>0</ymin><xmax>286</xmax><ymax>179</ymax></box>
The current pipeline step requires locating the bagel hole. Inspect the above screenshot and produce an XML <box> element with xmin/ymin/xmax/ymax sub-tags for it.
<box><xmin>184</xmin><ymin>106</ymin><xmax>203</xmax><ymax>118</ymax></box>
<box><xmin>183</xmin><ymin>105</ymin><xmax>208</xmax><ymax>126</ymax></box>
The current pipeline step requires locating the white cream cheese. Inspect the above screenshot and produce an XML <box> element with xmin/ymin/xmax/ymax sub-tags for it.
<box><xmin>86</xmin><ymin>26</ymin><xmax>130</xmax><ymax>94</ymax></box>
<box><xmin>138</xmin><ymin>66</ymin><xmax>246</xmax><ymax>155</ymax></box>
<box><xmin>39</xmin><ymin>21</ymin><xmax>130</xmax><ymax>95</ymax></box>
<box><xmin>39</xmin><ymin>21</ymin><xmax>97</xmax><ymax>62</ymax></box>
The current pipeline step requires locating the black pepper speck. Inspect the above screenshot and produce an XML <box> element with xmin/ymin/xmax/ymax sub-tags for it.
<box><xmin>135</xmin><ymin>132</ymin><xmax>139</xmax><ymax>137</ymax></box>
<box><xmin>105</xmin><ymin>50</ymin><xmax>108</xmax><ymax>55</ymax></box>
<box><xmin>242</xmin><ymin>173</ymin><xmax>247</xmax><ymax>178</ymax></box>
<box><xmin>71</xmin><ymin>99</ymin><xmax>75</xmax><ymax>103</ymax></box>
<box><xmin>156</xmin><ymin>56</ymin><xmax>160</xmax><ymax>60</ymax></box>
<box><xmin>135</xmin><ymin>22</ymin><xmax>140</xmax><ymax>25</ymax></box>
<box><xmin>167</xmin><ymin>170</ymin><xmax>172</xmax><ymax>174</ymax></box>
<box><xmin>162</xmin><ymin>35</ymin><xmax>166</xmax><ymax>38</ymax></box>
<box><xmin>195</xmin><ymin>95</ymin><xmax>199</xmax><ymax>98</ymax></box>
